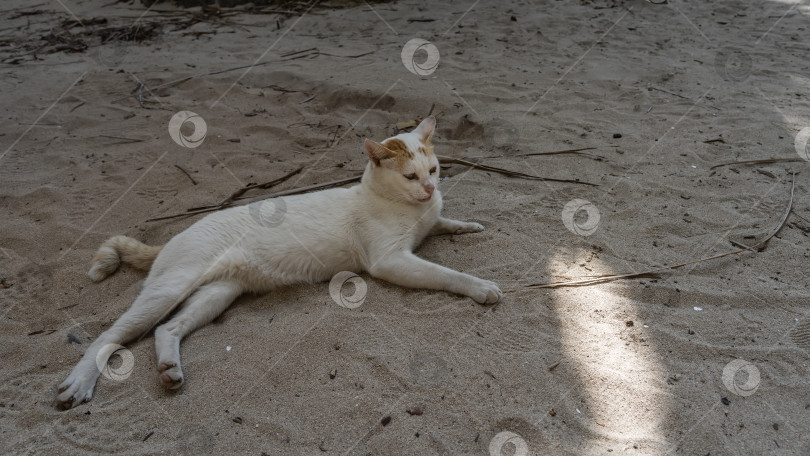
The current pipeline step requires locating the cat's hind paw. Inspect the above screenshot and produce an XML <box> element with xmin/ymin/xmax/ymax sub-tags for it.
<box><xmin>468</xmin><ymin>279</ymin><xmax>502</xmax><ymax>304</ymax></box>
<box><xmin>158</xmin><ymin>362</ymin><xmax>184</xmax><ymax>390</ymax></box>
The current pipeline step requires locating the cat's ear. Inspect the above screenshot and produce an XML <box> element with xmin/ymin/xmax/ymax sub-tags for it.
<box><xmin>412</xmin><ymin>116</ymin><xmax>436</xmax><ymax>144</ymax></box>
<box><xmin>365</xmin><ymin>139</ymin><xmax>392</xmax><ymax>166</ymax></box>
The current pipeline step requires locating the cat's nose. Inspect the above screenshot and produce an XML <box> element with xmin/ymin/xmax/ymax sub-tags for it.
<box><xmin>424</xmin><ymin>183</ymin><xmax>435</xmax><ymax>195</ymax></box>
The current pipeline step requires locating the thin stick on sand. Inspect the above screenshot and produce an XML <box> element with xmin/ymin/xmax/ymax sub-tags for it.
<box><xmin>215</xmin><ymin>166</ymin><xmax>302</xmax><ymax>207</ymax></box>
<box><xmin>479</xmin><ymin>146</ymin><xmax>613</xmax><ymax>161</ymax></box>
<box><xmin>148</xmin><ymin>150</ymin><xmax>598</xmax><ymax>223</ymax></box>
<box><xmin>514</xmin><ymin>147</ymin><xmax>598</xmax><ymax>157</ymax></box>
<box><xmin>146</xmin><ymin>175</ymin><xmax>362</xmax><ymax>223</ymax></box>
<box><xmin>174</xmin><ymin>164</ymin><xmax>197</xmax><ymax>185</ymax></box>
<box><xmin>114</xmin><ymin>48</ymin><xmax>319</xmax><ymax>103</ymax></box>
<box><xmin>507</xmin><ymin>171</ymin><xmax>796</xmax><ymax>291</ymax></box>
<box><xmin>710</xmin><ymin>157</ymin><xmax>803</xmax><ymax>170</ymax></box>
<box><xmin>437</xmin><ymin>156</ymin><xmax>598</xmax><ymax>186</ymax></box>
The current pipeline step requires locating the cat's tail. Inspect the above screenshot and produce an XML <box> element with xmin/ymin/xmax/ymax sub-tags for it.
<box><xmin>87</xmin><ymin>235</ymin><xmax>164</xmax><ymax>282</ymax></box>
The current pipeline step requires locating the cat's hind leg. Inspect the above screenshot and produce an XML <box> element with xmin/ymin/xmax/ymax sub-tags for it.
<box><xmin>429</xmin><ymin>216</ymin><xmax>485</xmax><ymax>236</ymax></box>
<box><xmin>56</xmin><ymin>272</ymin><xmax>202</xmax><ymax>409</ymax></box>
<box><xmin>154</xmin><ymin>281</ymin><xmax>242</xmax><ymax>389</ymax></box>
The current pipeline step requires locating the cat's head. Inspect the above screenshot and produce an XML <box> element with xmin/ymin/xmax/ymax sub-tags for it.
<box><xmin>364</xmin><ymin>116</ymin><xmax>440</xmax><ymax>205</ymax></box>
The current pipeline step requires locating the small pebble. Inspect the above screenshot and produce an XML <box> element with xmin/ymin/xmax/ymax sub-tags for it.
<box><xmin>721</xmin><ymin>397</ymin><xmax>730</xmax><ymax>406</ymax></box>
<box><xmin>381</xmin><ymin>416</ymin><xmax>392</xmax><ymax>426</ymax></box>
<box><xmin>693</xmin><ymin>307</ymin><xmax>703</xmax><ymax>311</ymax></box>
<box><xmin>613</xmin><ymin>133</ymin><xmax>622</xmax><ymax>138</ymax></box>
<box><xmin>329</xmin><ymin>369</ymin><xmax>337</xmax><ymax>379</ymax></box>
<box><xmin>233</xmin><ymin>417</ymin><xmax>243</xmax><ymax>424</ymax></box>
<box><xmin>406</xmin><ymin>407</ymin><xmax>423</xmax><ymax>416</ymax></box>
<box><xmin>625</xmin><ymin>320</ymin><xmax>634</xmax><ymax>327</ymax></box>
<box><xmin>67</xmin><ymin>334</ymin><xmax>82</xmax><ymax>344</ymax></box>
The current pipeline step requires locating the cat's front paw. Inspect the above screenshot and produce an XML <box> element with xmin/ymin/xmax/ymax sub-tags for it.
<box><xmin>454</xmin><ymin>222</ymin><xmax>485</xmax><ymax>235</ymax></box>
<box><xmin>467</xmin><ymin>279</ymin><xmax>502</xmax><ymax>304</ymax></box>
<box><xmin>56</xmin><ymin>369</ymin><xmax>97</xmax><ymax>410</ymax></box>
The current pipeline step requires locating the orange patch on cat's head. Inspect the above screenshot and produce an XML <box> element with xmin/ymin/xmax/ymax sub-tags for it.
<box><xmin>366</xmin><ymin>139</ymin><xmax>413</xmax><ymax>169</ymax></box>
<box><xmin>382</xmin><ymin>138</ymin><xmax>415</xmax><ymax>159</ymax></box>
<box><xmin>378</xmin><ymin>138</ymin><xmax>416</xmax><ymax>169</ymax></box>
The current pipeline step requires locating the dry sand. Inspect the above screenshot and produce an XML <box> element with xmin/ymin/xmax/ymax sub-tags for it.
<box><xmin>1</xmin><ymin>0</ymin><xmax>809</xmax><ymax>454</ymax></box>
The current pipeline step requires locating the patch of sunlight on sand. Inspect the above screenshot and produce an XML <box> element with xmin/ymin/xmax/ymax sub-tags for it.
<box><xmin>551</xmin><ymin>250</ymin><xmax>670</xmax><ymax>452</ymax></box>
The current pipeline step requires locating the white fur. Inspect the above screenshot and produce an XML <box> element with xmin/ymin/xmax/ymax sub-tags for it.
<box><xmin>55</xmin><ymin>117</ymin><xmax>501</xmax><ymax>409</ymax></box>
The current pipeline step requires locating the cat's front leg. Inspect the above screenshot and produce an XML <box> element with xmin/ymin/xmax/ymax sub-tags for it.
<box><xmin>368</xmin><ymin>252</ymin><xmax>501</xmax><ymax>304</ymax></box>
<box><xmin>429</xmin><ymin>217</ymin><xmax>485</xmax><ymax>236</ymax></box>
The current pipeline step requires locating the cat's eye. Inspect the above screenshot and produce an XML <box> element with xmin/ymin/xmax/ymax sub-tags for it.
<box><xmin>404</xmin><ymin>173</ymin><xmax>417</xmax><ymax>180</ymax></box>
<box><xmin>429</xmin><ymin>167</ymin><xmax>437</xmax><ymax>174</ymax></box>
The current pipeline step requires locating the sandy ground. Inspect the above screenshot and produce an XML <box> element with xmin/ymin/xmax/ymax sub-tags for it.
<box><xmin>1</xmin><ymin>0</ymin><xmax>810</xmax><ymax>454</ymax></box>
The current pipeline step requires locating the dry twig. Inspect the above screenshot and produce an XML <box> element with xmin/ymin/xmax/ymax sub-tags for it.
<box><xmin>437</xmin><ymin>156</ymin><xmax>598</xmax><ymax>186</ymax></box>
<box><xmin>174</xmin><ymin>164</ymin><xmax>197</xmax><ymax>185</ymax></box>
<box><xmin>710</xmin><ymin>157</ymin><xmax>803</xmax><ymax>170</ymax></box>
<box><xmin>507</xmin><ymin>171</ymin><xmax>796</xmax><ymax>291</ymax></box>
<box><xmin>147</xmin><ymin>173</ymin><xmax>359</xmax><ymax>223</ymax></box>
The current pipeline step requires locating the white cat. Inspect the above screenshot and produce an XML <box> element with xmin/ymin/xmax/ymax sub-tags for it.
<box><xmin>55</xmin><ymin>116</ymin><xmax>502</xmax><ymax>409</ymax></box>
